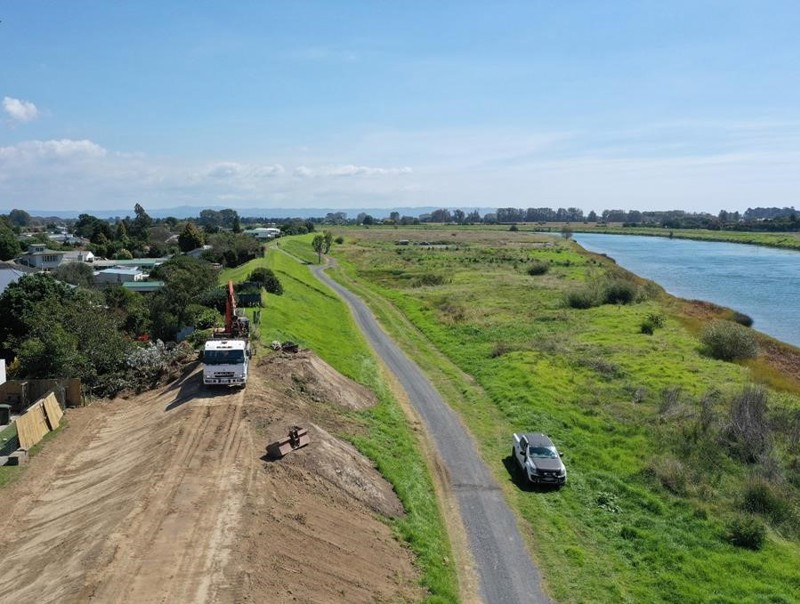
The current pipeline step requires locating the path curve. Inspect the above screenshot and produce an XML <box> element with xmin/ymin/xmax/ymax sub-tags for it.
<box><xmin>312</xmin><ymin>263</ymin><xmax>550</xmax><ymax>604</ymax></box>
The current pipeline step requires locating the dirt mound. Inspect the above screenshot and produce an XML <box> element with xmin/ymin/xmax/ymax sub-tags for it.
<box><xmin>0</xmin><ymin>353</ymin><xmax>421</xmax><ymax>604</ymax></box>
<box><xmin>259</xmin><ymin>350</ymin><xmax>378</xmax><ymax>410</ymax></box>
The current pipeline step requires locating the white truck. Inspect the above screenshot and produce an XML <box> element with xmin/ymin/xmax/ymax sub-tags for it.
<box><xmin>203</xmin><ymin>339</ymin><xmax>249</xmax><ymax>386</ymax></box>
<box><xmin>512</xmin><ymin>432</ymin><xmax>567</xmax><ymax>486</ymax></box>
<box><xmin>203</xmin><ymin>280</ymin><xmax>251</xmax><ymax>387</ymax></box>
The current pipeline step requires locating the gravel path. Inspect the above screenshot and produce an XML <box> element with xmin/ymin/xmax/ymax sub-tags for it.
<box><xmin>312</xmin><ymin>264</ymin><xmax>551</xmax><ymax>604</ymax></box>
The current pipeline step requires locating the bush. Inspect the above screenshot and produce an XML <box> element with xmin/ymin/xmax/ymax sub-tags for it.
<box><xmin>640</xmin><ymin>312</ymin><xmax>666</xmax><ymax>335</ymax></box>
<box><xmin>411</xmin><ymin>273</ymin><xmax>448</xmax><ymax>287</ymax></box>
<box><xmin>602</xmin><ymin>279</ymin><xmax>637</xmax><ymax>305</ymax></box>
<box><xmin>334</xmin><ymin>236</ymin><xmax>344</xmax><ymax>244</ymax></box>
<box><xmin>490</xmin><ymin>342</ymin><xmax>513</xmax><ymax>358</ymax></box>
<box><xmin>730</xmin><ymin>311</ymin><xmax>754</xmax><ymax>327</ymax></box>
<box><xmin>741</xmin><ymin>477</ymin><xmax>791</xmax><ymax>523</ymax></box>
<box><xmin>701</xmin><ymin>320</ymin><xmax>758</xmax><ymax>361</ymax></box>
<box><xmin>249</xmin><ymin>267</ymin><xmax>284</xmax><ymax>295</ymax></box>
<box><xmin>725</xmin><ymin>386</ymin><xmax>771</xmax><ymax>463</ymax></box>
<box><xmin>725</xmin><ymin>514</ymin><xmax>766</xmax><ymax>550</ymax></box>
<box><xmin>185</xmin><ymin>304</ymin><xmax>220</xmax><ymax>329</ymax></box>
<box><xmin>526</xmin><ymin>261</ymin><xmax>549</xmax><ymax>276</ymax></box>
<box><xmin>564</xmin><ymin>286</ymin><xmax>600</xmax><ymax>309</ymax></box>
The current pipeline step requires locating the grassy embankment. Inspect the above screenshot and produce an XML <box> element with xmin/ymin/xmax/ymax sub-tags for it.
<box><xmin>219</xmin><ymin>240</ymin><xmax>458</xmax><ymax>603</ymax></box>
<box><xmin>325</xmin><ymin>226</ymin><xmax>800</xmax><ymax>603</ymax></box>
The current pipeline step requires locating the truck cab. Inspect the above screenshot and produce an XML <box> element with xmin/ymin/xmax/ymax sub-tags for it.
<box><xmin>203</xmin><ymin>339</ymin><xmax>248</xmax><ymax>386</ymax></box>
<box><xmin>512</xmin><ymin>432</ymin><xmax>567</xmax><ymax>486</ymax></box>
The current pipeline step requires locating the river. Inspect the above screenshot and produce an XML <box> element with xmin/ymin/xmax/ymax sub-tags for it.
<box><xmin>572</xmin><ymin>233</ymin><xmax>800</xmax><ymax>349</ymax></box>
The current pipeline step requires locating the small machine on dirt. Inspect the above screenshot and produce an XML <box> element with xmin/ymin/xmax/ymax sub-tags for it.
<box><xmin>203</xmin><ymin>281</ymin><xmax>251</xmax><ymax>387</ymax></box>
<box><xmin>267</xmin><ymin>426</ymin><xmax>310</xmax><ymax>459</ymax></box>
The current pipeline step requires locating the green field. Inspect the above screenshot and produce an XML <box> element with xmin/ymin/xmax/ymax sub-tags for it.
<box><xmin>326</xmin><ymin>226</ymin><xmax>800</xmax><ymax>603</ymax></box>
<box><xmin>222</xmin><ymin>244</ymin><xmax>458</xmax><ymax>603</ymax></box>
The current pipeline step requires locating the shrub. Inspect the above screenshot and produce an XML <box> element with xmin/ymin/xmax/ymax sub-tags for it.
<box><xmin>724</xmin><ymin>385</ymin><xmax>771</xmax><ymax>463</ymax></box>
<box><xmin>564</xmin><ymin>287</ymin><xmax>600</xmax><ymax>309</ymax></box>
<box><xmin>248</xmin><ymin>267</ymin><xmax>283</xmax><ymax>295</ymax></box>
<box><xmin>602</xmin><ymin>279</ymin><xmax>637</xmax><ymax>305</ymax></box>
<box><xmin>526</xmin><ymin>261</ymin><xmax>549</xmax><ymax>276</ymax></box>
<box><xmin>334</xmin><ymin>236</ymin><xmax>344</xmax><ymax>244</ymax></box>
<box><xmin>509</xmin><ymin>224</ymin><xmax>519</xmax><ymax>232</ymax></box>
<box><xmin>647</xmin><ymin>457</ymin><xmax>688</xmax><ymax>495</ymax></box>
<box><xmin>185</xmin><ymin>304</ymin><xmax>220</xmax><ymax>329</ymax></box>
<box><xmin>640</xmin><ymin>312</ymin><xmax>666</xmax><ymax>336</ymax></box>
<box><xmin>411</xmin><ymin>273</ymin><xmax>448</xmax><ymax>287</ymax></box>
<box><xmin>741</xmin><ymin>477</ymin><xmax>791</xmax><ymax>523</ymax></box>
<box><xmin>490</xmin><ymin>342</ymin><xmax>513</xmax><ymax>358</ymax></box>
<box><xmin>730</xmin><ymin>311</ymin><xmax>754</xmax><ymax>327</ymax></box>
<box><xmin>725</xmin><ymin>514</ymin><xmax>766</xmax><ymax>550</ymax></box>
<box><xmin>701</xmin><ymin>320</ymin><xmax>758</xmax><ymax>361</ymax></box>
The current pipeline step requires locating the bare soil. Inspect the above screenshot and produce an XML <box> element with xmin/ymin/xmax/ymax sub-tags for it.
<box><xmin>0</xmin><ymin>351</ymin><xmax>422</xmax><ymax>604</ymax></box>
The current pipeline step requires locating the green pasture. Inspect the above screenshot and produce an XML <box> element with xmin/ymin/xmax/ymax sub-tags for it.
<box><xmin>329</xmin><ymin>226</ymin><xmax>800</xmax><ymax>603</ymax></box>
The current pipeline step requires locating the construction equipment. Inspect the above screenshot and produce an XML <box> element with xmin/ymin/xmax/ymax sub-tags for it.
<box><xmin>203</xmin><ymin>281</ymin><xmax>251</xmax><ymax>386</ymax></box>
<box><xmin>267</xmin><ymin>426</ymin><xmax>310</xmax><ymax>459</ymax></box>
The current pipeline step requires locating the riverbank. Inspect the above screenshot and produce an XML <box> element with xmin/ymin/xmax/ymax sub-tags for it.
<box><xmin>329</xmin><ymin>225</ymin><xmax>800</xmax><ymax>603</ymax></box>
<box><xmin>565</xmin><ymin>225</ymin><xmax>800</xmax><ymax>251</ymax></box>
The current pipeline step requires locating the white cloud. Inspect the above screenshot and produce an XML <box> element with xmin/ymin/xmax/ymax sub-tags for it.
<box><xmin>0</xmin><ymin>139</ymin><xmax>107</xmax><ymax>161</ymax></box>
<box><xmin>3</xmin><ymin>97</ymin><xmax>40</xmax><ymax>123</ymax></box>
<box><xmin>293</xmin><ymin>164</ymin><xmax>412</xmax><ymax>177</ymax></box>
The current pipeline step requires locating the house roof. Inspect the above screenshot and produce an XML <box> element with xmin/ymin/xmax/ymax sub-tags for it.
<box><xmin>121</xmin><ymin>280</ymin><xmax>165</xmax><ymax>292</ymax></box>
<box><xmin>0</xmin><ymin>262</ymin><xmax>36</xmax><ymax>294</ymax></box>
<box><xmin>96</xmin><ymin>267</ymin><xmax>143</xmax><ymax>276</ymax></box>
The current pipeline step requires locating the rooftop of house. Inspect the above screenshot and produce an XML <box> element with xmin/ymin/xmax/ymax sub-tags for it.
<box><xmin>121</xmin><ymin>280</ymin><xmax>165</xmax><ymax>292</ymax></box>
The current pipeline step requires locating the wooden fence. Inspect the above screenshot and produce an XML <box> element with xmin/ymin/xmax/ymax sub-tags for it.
<box><xmin>16</xmin><ymin>392</ymin><xmax>64</xmax><ymax>450</ymax></box>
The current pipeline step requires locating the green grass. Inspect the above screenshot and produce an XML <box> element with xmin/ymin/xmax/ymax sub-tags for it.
<box><xmin>328</xmin><ymin>226</ymin><xmax>800</xmax><ymax>603</ymax></box>
<box><xmin>226</xmin><ymin>244</ymin><xmax>458</xmax><ymax>602</ymax></box>
<box><xmin>277</xmin><ymin>233</ymin><xmax>321</xmax><ymax>264</ymax></box>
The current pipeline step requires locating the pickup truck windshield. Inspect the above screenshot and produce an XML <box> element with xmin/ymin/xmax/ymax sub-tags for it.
<box><xmin>204</xmin><ymin>350</ymin><xmax>245</xmax><ymax>365</ymax></box>
<box><xmin>528</xmin><ymin>446</ymin><xmax>558</xmax><ymax>459</ymax></box>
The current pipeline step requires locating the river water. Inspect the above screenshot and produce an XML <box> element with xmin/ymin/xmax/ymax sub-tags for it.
<box><xmin>572</xmin><ymin>233</ymin><xmax>800</xmax><ymax>349</ymax></box>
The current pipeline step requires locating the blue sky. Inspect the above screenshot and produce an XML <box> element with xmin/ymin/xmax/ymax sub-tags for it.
<box><xmin>2</xmin><ymin>1</ymin><xmax>800</xmax><ymax>214</ymax></box>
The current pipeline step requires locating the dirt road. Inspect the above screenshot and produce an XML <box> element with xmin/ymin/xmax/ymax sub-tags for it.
<box><xmin>313</xmin><ymin>264</ymin><xmax>551</xmax><ymax>604</ymax></box>
<box><xmin>0</xmin><ymin>356</ymin><xmax>422</xmax><ymax>604</ymax></box>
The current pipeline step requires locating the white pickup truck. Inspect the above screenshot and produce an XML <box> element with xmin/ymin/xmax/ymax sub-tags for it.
<box><xmin>512</xmin><ymin>432</ymin><xmax>567</xmax><ymax>486</ymax></box>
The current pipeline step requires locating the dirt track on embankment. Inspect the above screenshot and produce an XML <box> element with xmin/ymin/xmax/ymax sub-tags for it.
<box><xmin>0</xmin><ymin>354</ymin><xmax>422</xmax><ymax>604</ymax></box>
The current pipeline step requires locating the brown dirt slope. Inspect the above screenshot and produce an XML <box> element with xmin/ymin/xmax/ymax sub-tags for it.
<box><xmin>0</xmin><ymin>352</ymin><xmax>422</xmax><ymax>604</ymax></box>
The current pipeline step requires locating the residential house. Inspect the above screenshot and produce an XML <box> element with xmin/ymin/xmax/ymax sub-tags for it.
<box><xmin>243</xmin><ymin>227</ymin><xmax>281</xmax><ymax>240</ymax></box>
<box><xmin>187</xmin><ymin>244</ymin><xmax>213</xmax><ymax>258</ymax></box>
<box><xmin>16</xmin><ymin>243</ymin><xmax>66</xmax><ymax>271</ymax></box>
<box><xmin>94</xmin><ymin>266</ymin><xmax>146</xmax><ymax>285</ymax></box>
<box><xmin>0</xmin><ymin>261</ymin><xmax>37</xmax><ymax>295</ymax></box>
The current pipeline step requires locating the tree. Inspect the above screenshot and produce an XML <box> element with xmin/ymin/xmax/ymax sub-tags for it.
<box><xmin>312</xmin><ymin>234</ymin><xmax>325</xmax><ymax>263</ymax></box>
<box><xmin>130</xmin><ymin>203</ymin><xmax>153</xmax><ymax>240</ymax></box>
<box><xmin>149</xmin><ymin>256</ymin><xmax>218</xmax><ymax>340</ymax></box>
<box><xmin>52</xmin><ymin>262</ymin><xmax>95</xmax><ymax>288</ymax></box>
<box><xmin>232</xmin><ymin>214</ymin><xmax>242</xmax><ymax>233</ymax></box>
<box><xmin>323</xmin><ymin>230</ymin><xmax>334</xmax><ymax>254</ymax></box>
<box><xmin>8</xmin><ymin>209</ymin><xmax>32</xmax><ymax>228</ymax></box>
<box><xmin>248</xmin><ymin>267</ymin><xmax>283</xmax><ymax>295</ymax></box>
<box><xmin>0</xmin><ymin>221</ymin><xmax>21</xmax><ymax>260</ymax></box>
<box><xmin>587</xmin><ymin>210</ymin><xmax>598</xmax><ymax>222</ymax></box>
<box><xmin>178</xmin><ymin>222</ymin><xmax>204</xmax><ymax>252</ymax></box>
<box><xmin>561</xmin><ymin>226</ymin><xmax>574</xmax><ymax>240</ymax></box>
